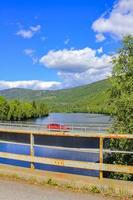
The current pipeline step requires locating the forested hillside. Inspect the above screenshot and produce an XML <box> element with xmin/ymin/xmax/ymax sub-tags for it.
<box><xmin>0</xmin><ymin>79</ymin><xmax>111</xmax><ymax>113</ymax></box>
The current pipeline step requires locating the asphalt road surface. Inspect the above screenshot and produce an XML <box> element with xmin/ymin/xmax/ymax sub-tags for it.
<box><xmin>0</xmin><ymin>179</ymin><xmax>117</xmax><ymax>200</ymax></box>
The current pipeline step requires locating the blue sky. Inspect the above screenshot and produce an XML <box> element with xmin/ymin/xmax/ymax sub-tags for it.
<box><xmin>0</xmin><ymin>0</ymin><xmax>133</xmax><ymax>90</ymax></box>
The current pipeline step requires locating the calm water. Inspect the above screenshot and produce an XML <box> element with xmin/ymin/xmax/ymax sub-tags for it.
<box><xmin>32</xmin><ymin>113</ymin><xmax>112</xmax><ymax>126</ymax></box>
<box><xmin>0</xmin><ymin>113</ymin><xmax>111</xmax><ymax>177</ymax></box>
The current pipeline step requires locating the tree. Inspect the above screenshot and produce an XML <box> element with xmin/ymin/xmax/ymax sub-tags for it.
<box><xmin>107</xmin><ymin>35</ymin><xmax>133</xmax><ymax>180</ymax></box>
<box><xmin>0</xmin><ymin>97</ymin><xmax>9</xmax><ymax>120</ymax></box>
<box><xmin>37</xmin><ymin>102</ymin><xmax>49</xmax><ymax>117</ymax></box>
<box><xmin>0</xmin><ymin>97</ymin><xmax>49</xmax><ymax>121</ymax></box>
<box><xmin>7</xmin><ymin>100</ymin><xmax>24</xmax><ymax>121</ymax></box>
<box><xmin>109</xmin><ymin>35</ymin><xmax>133</xmax><ymax>133</ymax></box>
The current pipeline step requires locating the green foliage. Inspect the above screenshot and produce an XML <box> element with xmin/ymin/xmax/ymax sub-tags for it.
<box><xmin>0</xmin><ymin>79</ymin><xmax>111</xmax><ymax>114</ymax></box>
<box><xmin>109</xmin><ymin>35</ymin><xmax>133</xmax><ymax>133</ymax></box>
<box><xmin>90</xmin><ymin>185</ymin><xmax>100</xmax><ymax>193</ymax></box>
<box><xmin>0</xmin><ymin>97</ymin><xmax>48</xmax><ymax>121</ymax></box>
<box><xmin>0</xmin><ymin>97</ymin><xmax>9</xmax><ymax>120</ymax></box>
<box><xmin>108</xmin><ymin>35</ymin><xmax>133</xmax><ymax>181</ymax></box>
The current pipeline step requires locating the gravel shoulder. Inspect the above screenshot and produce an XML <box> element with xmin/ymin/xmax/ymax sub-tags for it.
<box><xmin>0</xmin><ymin>179</ymin><xmax>119</xmax><ymax>200</ymax></box>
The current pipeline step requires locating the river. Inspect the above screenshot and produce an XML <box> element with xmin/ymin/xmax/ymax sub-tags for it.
<box><xmin>0</xmin><ymin>113</ymin><xmax>112</xmax><ymax>177</ymax></box>
<box><xmin>30</xmin><ymin>113</ymin><xmax>112</xmax><ymax>126</ymax></box>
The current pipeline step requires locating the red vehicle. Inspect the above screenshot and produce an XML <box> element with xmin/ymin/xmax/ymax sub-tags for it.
<box><xmin>47</xmin><ymin>123</ymin><xmax>70</xmax><ymax>131</ymax></box>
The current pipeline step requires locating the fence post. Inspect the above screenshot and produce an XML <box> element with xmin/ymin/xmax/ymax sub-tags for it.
<box><xmin>30</xmin><ymin>133</ymin><xmax>35</xmax><ymax>169</ymax></box>
<box><xmin>99</xmin><ymin>136</ymin><xmax>103</xmax><ymax>180</ymax></box>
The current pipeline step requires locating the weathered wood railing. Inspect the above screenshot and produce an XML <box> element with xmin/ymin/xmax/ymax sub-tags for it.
<box><xmin>0</xmin><ymin>123</ymin><xmax>132</xmax><ymax>181</ymax></box>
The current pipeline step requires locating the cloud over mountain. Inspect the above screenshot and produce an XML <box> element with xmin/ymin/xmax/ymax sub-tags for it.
<box><xmin>0</xmin><ymin>80</ymin><xmax>61</xmax><ymax>90</ymax></box>
<box><xmin>40</xmin><ymin>47</ymin><xmax>112</xmax><ymax>87</ymax></box>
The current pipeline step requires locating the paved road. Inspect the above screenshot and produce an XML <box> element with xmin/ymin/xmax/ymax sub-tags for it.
<box><xmin>0</xmin><ymin>179</ymin><xmax>116</xmax><ymax>200</ymax></box>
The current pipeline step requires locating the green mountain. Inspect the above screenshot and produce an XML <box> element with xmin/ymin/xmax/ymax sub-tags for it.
<box><xmin>0</xmin><ymin>79</ymin><xmax>111</xmax><ymax>113</ymax></box>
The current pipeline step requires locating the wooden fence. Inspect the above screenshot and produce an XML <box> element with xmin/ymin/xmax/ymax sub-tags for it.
<box><xmin>0</xmin><ymin>123</ymin><xmax>132</xmax><ymax>181</ymax></box>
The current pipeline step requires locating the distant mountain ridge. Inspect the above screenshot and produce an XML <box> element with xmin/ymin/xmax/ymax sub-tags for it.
<box><xmin>0</xmin><ymin>79</ymin><xmax>111</xmax><ymax>113</ymax></box>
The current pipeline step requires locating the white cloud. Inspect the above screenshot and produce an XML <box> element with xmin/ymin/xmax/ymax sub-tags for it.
<box><xmin>40</xmin><ymin>47</ymin><xmax>112</xmax><ymax>88</ymax></box>
<box><xmin>64</xmin><ymin>38</ymin><xmax>70</xmax><ymax>45</ymax></box>
<box><xmin>96</xmin><ymin>33</ymin><xmax>105</xmax><ymax>42</ymax></box>
<box><xmin>24</xmin><ymin>48</ymin><xmax>38</xmax><ymax>64</ymax></box>
<box><xmin>16</xmin><ymin>30</ymin><xmax>33</xmax><ymax>39</ymax></box>
<box><xmin>30</xmin><ymin>25</ymin><xmax>41</xmax><ymax>32</ymax></box>
<box><xmin>92</xmin><ymin>0</ymin><xmax>133</xmax><ymax>40</ymax></box>
<box><xmin>16</xmin><ymin>25</ymin><xmax>41</xmax><ymax>39</ymax></box>
<box><xmin>40</xmin><ymin>47</ymin><xmax>111</xmax><ymax>73</ymax></box>
<box><xmin>0</xmin><ymin>80</ymin><xmax>61</xmax><ymax>90</ymax></box>
<box><xmin>58</xmin><ymin>67</ymin><xmax>111</xmax><ymax>88</ymax></box>
<box><xmin>0</xmin><ymin>45</ymin><xmax>112</xmax><ymax>90</ymax></box>
<box><xmin>24</xmin><ymin>49</ymin><xmax>35</xmax><ymax>56</ymax></box>
<box><xmin>97</xmin><ymin>47</ymin><xmax>103</xmax><ymax>54</ymax></box>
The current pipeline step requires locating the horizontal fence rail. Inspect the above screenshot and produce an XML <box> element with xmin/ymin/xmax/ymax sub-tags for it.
<box><xmin>0</xmin><ymin>152</ymin><xmax>132</xmax><ymax>174</ymax></box>
<box><xmin>0</xmin><ymin>122</ymin><xmax>132</xmax><ymax>181</ymax></box>
<box><xmin>0</xmin><ymin>122</ymin><xmax>133</xmax><ymax>138</ymax></box>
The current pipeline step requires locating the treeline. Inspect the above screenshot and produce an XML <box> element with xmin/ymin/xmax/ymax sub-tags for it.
<box><xmin>49</xmin><ymin>103</ymin><xmax>111</xmax><ymax>114</ymax></box>
<box><xmin>0</xmin><ymin>96</ymin><xmax>48</xmax><ymax>121</ymax></box>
